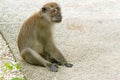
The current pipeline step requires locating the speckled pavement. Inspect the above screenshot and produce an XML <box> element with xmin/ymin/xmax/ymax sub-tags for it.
<box><xmin>0</xmin><ymin>33</ymin><xmax>24</xmax><ymax>79</ymax></box>
<box><xmin>0</xmin><ymin>0</ymin><xmax>120</xmax><ymax>80</ymax></box>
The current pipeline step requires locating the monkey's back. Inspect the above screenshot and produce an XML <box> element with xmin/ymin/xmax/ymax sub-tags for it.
<box><xmin>17</xmin><ymin>12</ymin><xmax>52</xmax><ymax>52</ymax></box>
<box><xmin>18</xmin><ymin>13</ymin><xmax>41</xmax><ymax>52</ymax></box>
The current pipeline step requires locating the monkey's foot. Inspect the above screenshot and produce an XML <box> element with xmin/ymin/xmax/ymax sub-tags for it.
<box><xmin>65</xmin><ymin>63</ymin><xmax>73</xmax><ymax>68</ymax></box>
<box><xmin>49</xmin><ymin>63</ymin><xmax>58</xmax><ymax>72</ymax></box>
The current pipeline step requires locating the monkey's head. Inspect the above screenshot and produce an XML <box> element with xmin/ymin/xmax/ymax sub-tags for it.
<box><xmin>41</xmin><ymin>2</ymin><xmax>62</xmax><ymax>23</ymax></box>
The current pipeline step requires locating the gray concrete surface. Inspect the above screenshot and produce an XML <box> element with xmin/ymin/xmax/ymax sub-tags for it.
<box><xmin>0</xmin><ymin>0</ymin><xmax>120</xmax><ymax>80</ymax></box>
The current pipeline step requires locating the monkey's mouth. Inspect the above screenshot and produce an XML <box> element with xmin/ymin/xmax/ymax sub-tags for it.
<box><xmin>54</xmin><ymin>19</ymin><xmax>62</xmax><ymax>23</ymax></box>
<box><xmin>52</xmin><ymin>14</ymin><xmax>62</xmax><ymax>23</ymax></box>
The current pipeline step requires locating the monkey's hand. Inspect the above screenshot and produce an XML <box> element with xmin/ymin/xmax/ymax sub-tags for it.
<box><xmin>52</xmin><ymin>58</ymin><xmax>73</xmax><ymax>67</ymax></box>
<box><xmin>64</xmin><ymin>63</ymin><xmax>73</xmax><ymax>68</ymax></box>
<box><xmin>51</xmin><ymin>57</ymin><xmax>73</xmax><ymax>67</ymax></box>
<box><xmin>50</xmin><ymin>58</ymin><xmax>62</xmax><ymax>65</ymax></box>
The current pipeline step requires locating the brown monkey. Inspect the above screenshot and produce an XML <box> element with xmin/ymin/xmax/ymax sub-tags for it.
<box><xmin>17</xmin><ymin>2</ymin><xmax>73</xmax><ymax>72</ymax></box>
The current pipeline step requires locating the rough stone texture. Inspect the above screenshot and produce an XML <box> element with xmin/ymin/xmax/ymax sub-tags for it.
<box><xmin>0</xmin><ymin>0</ymin><xmax>120</xmax><ymax>80</ymax></box>
<box><xmin>0</xmin><ymin>34</ymin><xmax>24</xmax><ymax>80</ymax></box>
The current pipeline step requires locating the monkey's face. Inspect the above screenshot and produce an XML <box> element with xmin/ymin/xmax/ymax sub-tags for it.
<box><xmin>42</xmin><ymin>2</ymin><xmax>62</xmax><ymax>23</ymax></box>
<box><xmin>50</xmin><ymin>7</ymin><xmax>62</xmax><ymax>23</ymax></box>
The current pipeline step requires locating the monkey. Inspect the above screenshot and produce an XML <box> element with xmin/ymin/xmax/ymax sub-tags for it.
<box><xmin>17</xmin><ymin>2</ymin><xmax>73</xmax><ymax>72</ymax></box>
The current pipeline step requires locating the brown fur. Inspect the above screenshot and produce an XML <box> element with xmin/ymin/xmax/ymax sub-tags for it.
<box><xmin>18</xmin><ymin>2</ymin><xmax>73</xmax><ymax>72</ymax></box>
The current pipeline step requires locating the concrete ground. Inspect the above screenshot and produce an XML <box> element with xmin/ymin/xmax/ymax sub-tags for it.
<box><xmin>0</xmin><ymin>0</ymin><xmax>120</xmax><ymax>80</ymax></box>
<box><xmin>0</xmin><ymin>33</ymin><xmax>24</xmax><ymax>80</ymax></box>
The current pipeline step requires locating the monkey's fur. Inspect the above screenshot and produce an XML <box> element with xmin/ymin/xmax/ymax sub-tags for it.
<box><xmin>18</xmin><ymin>2</ymin><xmax>73</xmax><ymax>72</ymax></box>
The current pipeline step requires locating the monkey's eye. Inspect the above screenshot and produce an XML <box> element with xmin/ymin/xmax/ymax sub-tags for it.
<box><xmin>52</xmin><ymin>9</ymin><xmax>57</xmax><ymax>13</ymax></box>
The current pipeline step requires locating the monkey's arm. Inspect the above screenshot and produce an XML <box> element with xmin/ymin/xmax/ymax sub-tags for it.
<box><xmin>45</xmin><ymin>41</ymin><xmax>67</xmax><ymax>65</ymax></box>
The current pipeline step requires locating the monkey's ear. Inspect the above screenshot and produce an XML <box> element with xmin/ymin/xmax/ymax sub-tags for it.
<box><xmin>42</xmin><ymin>7</ymin><xmax>47</xmax><ymax>13</ymax></box>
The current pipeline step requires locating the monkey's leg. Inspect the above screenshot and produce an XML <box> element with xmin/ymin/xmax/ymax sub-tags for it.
<box><xmin>45</xmin><ymin>42</ymin><xmax>73</xmax><ymax>67</ymax></box>
<box><xmin>21</xmin><ymin>48</ymin><xmax>58</xmax><ymax>72</ymax></box>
